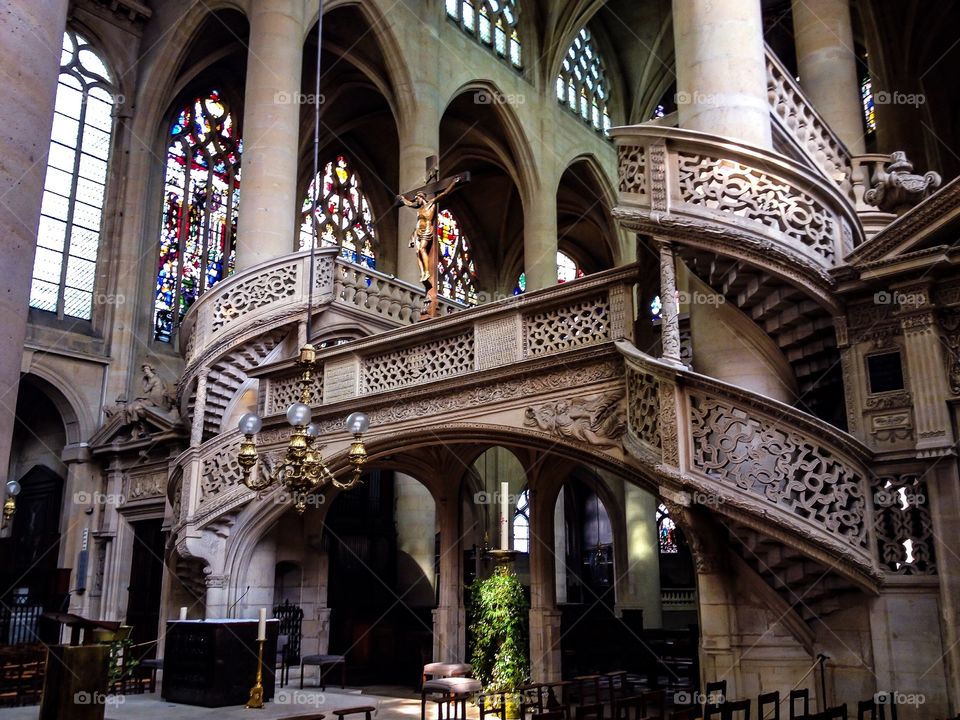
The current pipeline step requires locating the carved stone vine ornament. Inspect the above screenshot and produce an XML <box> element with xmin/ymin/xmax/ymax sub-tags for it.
<box><xmin>863</xmin><ymin>151</ymin><xmax>942</xmax><ymax>214</ymax></box>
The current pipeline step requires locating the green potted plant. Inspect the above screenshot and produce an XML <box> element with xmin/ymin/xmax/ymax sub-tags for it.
<box><xmin>469</xmin><ymin>564</ymin><xmax>530</xmax><ymax>718</ymax></box>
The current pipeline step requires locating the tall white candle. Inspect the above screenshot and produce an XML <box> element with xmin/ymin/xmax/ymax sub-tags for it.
<box><xmin>179</xmin><ymin>606</ymin><xmax>187</xmax><ymax>621</ymax></box>
<box><xmin>257</xmin><ymin>608</ymin><xmax>267</xmax><ymax>641</ymax></box>
<box><xmin>500</xmin><ymin>481</ymin><xmax>510</xmax><ymax>550</ymax></box>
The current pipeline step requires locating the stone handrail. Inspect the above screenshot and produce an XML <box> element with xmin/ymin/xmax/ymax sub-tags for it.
<box><xmin>661</xmin><ymin>588</ymin><xmax>697</xmax><ymax>610</ymax></box>
<box><xmin>612</xmin><ymin>125</ymin><xmax>863</xmax><ymax>291</ymax></box>
<box><xmin>765</xmin><ymin>44</ymin><xmax>854</xmax><ymax>196</ymax></box>
<box><xmin>178</xmin><ymin>248</ymin><xmax>463</xmax><ymax>368</ymax></box>
<box><xmin>256</xmin><ymin>264</ymin><xmax>639</xmax><ymax>414</ymax></box>
<box><xmin>618</xmin><ymin>342</ymin><xmax>879</xmax><ymax>581</ymax></box>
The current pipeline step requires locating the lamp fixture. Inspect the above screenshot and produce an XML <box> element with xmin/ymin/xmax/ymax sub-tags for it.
<box><xmin>236</xmin><ymin>344</ymin><xmax>370</xmax><ymax>513</ymax></box>
<box><xmin>2</xmin><ymin>479</ymin><xmax>20</xmax><ymax>529</ymax></box>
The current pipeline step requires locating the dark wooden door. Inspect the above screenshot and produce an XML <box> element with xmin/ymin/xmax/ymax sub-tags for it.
<box><xmin>125</xmin><ymin>518</ymin><xmax>165</xmax><ymax>648</ymax></box>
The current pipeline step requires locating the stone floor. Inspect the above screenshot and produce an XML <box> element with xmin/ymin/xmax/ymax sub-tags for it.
<box><xmin>0</xmin><ymin>686</ymin><xmax>473</xmax><ymax>720</ymax></box>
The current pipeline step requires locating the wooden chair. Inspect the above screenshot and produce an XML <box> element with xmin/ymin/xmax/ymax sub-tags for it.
<box><xmin>808</xmin><ymin>705</ymin><xmax>847</xmax><ymax>720</ymax></box>
<box><xmin>642</xmin><ymin>689</ymin><xmax>667</xmax><ymax>718</ymax></box>
<box><xmin>860</xmin><ymin>697</ymin><xmax>898</xmax><ymax>720</ymax></box>
<box><xmin>788</xmin><ymin>690</ymin><xmax>810</xmax><ymax>720</ymax></box>
<box><xmin>575</xmin><ymin>703</ymin><xmax>603</xmax><ymax>720</ymax></box>
<box><xmin>274</xmin><ymin>600</ymin><xmax>304</xmax><ymax>689</ymax></box>
<box><xmin>612</xmin><ymin>693</ymin><xmax>644</xmax><ymax>720</ymax></box>
<box><xmin>757</xmin><ymin>691</ymin><xmax>780</xmax><ymax>720</ymax></box>
<box><xmin>705</xmin><ymin>681</ymin><xmax>728</xmax><ymax>706</ymax></box>
<box><xmin>722</xmin><ymin>700</ymin><xmax>751</xmax><ymax>720</ymax></box>
<box><xmin>668</xmin><ymin>709</ymin><xmax>703</xmax><ymax>720</ymax></box>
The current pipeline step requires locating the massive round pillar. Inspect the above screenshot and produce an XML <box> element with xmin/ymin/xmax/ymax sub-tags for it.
<box><xmin>234</xmin><ymin>0</ymin><xmax>305</xmax><ymax>270</ymax></box>
<box><xmin>673</xmin><ymin>0</ymin><xmax>772</xmax><ymax>149</ymax></box>
<box><xmin>0</xmin><ymin>0</ymin><xmax>70</xmax><ymax>486</ymax></box>
<box><xmin>793</xmin><ymin>0</ymin><xmax>866</xmax><ymax>154</ymax></box>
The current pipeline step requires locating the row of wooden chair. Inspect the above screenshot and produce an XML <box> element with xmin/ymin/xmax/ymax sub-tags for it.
<box><xmin>0</xmin><ymin>645</ymin><xmax>46</xmax><ymax>707</ymax></box>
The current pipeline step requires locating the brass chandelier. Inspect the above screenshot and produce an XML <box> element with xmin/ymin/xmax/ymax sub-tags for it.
<box><xmin>236</xmin><ymin>344</ymin><xmax>370</xmax><ymax>513</ymax></box>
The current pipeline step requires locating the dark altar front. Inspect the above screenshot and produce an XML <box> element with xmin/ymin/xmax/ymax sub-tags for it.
<box><xmin>161</xmin><ymin>619</ymin><xmax>279</xmax><ymax>707</ymax></box>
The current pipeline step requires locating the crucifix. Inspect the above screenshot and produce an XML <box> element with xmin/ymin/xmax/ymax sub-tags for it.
<box><xmin>396</xmin><ymin>155</ymin><xmax>470</xmax><ymax>319</ymax></box>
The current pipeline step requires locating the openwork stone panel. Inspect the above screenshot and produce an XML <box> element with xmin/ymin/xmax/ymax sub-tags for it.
<box><xmin>765</xmin><ymin>52</ymin><xmax>853</xmax><ymax>193</ymax></box>
<box><xmin>626</xmin><ymin>368</ymin><xmax>660</xmax><ymax>449</ymax></box>
<box><xmin>618</xmin><ymin>145</ymin><xmax>646</xmax><ymax>194</ymax></box>
<box><xmin>677</xmin><ymin>153</ymin><xmax>836</xmax><ymax>262</ymax></box>
<box><xmin>361</xmin><ymin>332</ymin><xmax>475</xmax><ymax>392</ymax></box>
<box><xmin>689</xmin><ymin>395</ymin><xmax>867</xmax><ymax>547</ymax></box>
<box><xmin>267</xmin><ymin>373</ymin><xmax>322</xmax><ymax>416</ymax></box>
<box><xmin>200</xmin><ymin>438</ymin><xmax>244</xmax><ymax>504</ymax></box>
<box><xmin>872</xmin><ymin>474</ymin><xmax>937</xmax><ymax>575</ymax></box>
<box><xmin>211</xmin><ymin>263</ymin><xmax>298</xmax><ymax>332</ymax></box>
<box><xmin>524</xmin><ymin>295</ymin><xmax>611</xmax><ymax>357</ymax></box>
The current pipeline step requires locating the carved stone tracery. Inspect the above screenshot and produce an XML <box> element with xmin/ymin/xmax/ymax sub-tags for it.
<box><xmin>872</xmin><ymin>474</ymin><xmax>937</xmax><ymax>575</ymax></box>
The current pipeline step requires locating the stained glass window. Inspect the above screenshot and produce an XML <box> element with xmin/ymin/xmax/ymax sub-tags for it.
<box><xmin>657</xmin><ymin>503</ymin><xmax>678</xmax><ymax>554</ymax></box>
<box><xmin>446</xmin><ymin>0</ymin><xmax>522</xmax><ymax>69</ymax></box>
<box><xmin>861</xmin><ymin>74</ymin><xmax>876</xmax><ymax>133</ymax></box>
<box><xmin>651</xmin><ymin>104</ymin><xmax>666</xmax><ymax>120</ymax></box>
<box><xmin>513</xmin><ymin>272</ymin><xmax>526</xmax><ymax>295</ymax></box>
<box><xmin>513</xmin><ymin>489</ymin><xmax>530</xmax><ymax>553</ymax></box>
<box><xmin>650</xmin><ymin>295</ymin><xmax>663</xmax><ymax>321</ymax></box>
<box><xmin>437</xmin><ymin>209</ymin><xmax>479</xmax><ymax>305</ymax></box>
<box><xmin>154</xmin><ymin>90</ymin><xmax>241</xmax><ymax>342</ymax></box>
<box><xmin>299</xmin><ymin>155</ymin><xmax>377</xmax><ymax>269</ymax></box>
<box><xmin>30</xmin><ymin>31</ymin><xmax>115</xmax><ymax>321</ymax></box>
<box><xmin>557</xmin><ymin>251</ymin><xmax>584</xmax><ymax>283</ymax></box>
<box><xmin>557</xmin><ymin>27</ymin><xmax>611</xmax><ymax>134</ymax></box>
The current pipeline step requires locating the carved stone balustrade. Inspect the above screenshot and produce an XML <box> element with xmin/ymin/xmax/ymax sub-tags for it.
<box><xmin>617</xmin><ymin>341</ymin><xmax>881</xmax><ymax>588</ymax></box>
<box><xmin>613</xmin><ymin>125</ymin><xmax>863</xmax><ymax>307</ymax></box>
<box><xmin>179</xmin><ymin>248</ymin><xmax>463</xmax><ymax>372</ymax></box>
<box><xmin>765</xmin><ymin>45</ymin><xmax>854</xmax><ymax>195</ymax></box>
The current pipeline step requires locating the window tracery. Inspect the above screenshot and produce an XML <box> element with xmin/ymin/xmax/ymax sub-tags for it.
<box><xmin>446</xmin><ymin>0</ymin><xmax>522</xmax><ymax>68</ymax></box>
<box><xmin>299</xmin><ymin>155</ymin><xmax>377</xmax><ymax>270</ymax></box>
<box><xmin>556</xmin><ymin>27</ymin><xmax>611</xmax><ymax>134</ymax></box>
<box><xmin>30</xmin><ymin>31</ymin><xmax>115</xmax><ymax>321</ymax></box>
<box><xmin>154</xmin><ymin>90</ymin><xmax>241</xmax><ymax>342</ymax></box>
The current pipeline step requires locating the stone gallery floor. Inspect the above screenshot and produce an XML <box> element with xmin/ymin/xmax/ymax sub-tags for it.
<box><xmin>0</xmin><ymin>686</ymin><xmax>473</xmax><ymax>720</ymax></box>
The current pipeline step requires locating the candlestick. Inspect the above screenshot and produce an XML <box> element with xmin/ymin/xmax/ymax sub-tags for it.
<box><xmin>500</xmin><ymin>481</ymin><xmax>509</xmax><ymax>550</ymax></box>
<box><xmin>246</xmin><ymin>638</ymin><xmax>265</xmax><ymax>709</ymax></box>
<box><xmin>257</xmin><ymin>607</ymin><xmax>266</xmax><ymax>641</ymax></box>
<box><xmin>178</xmin><ymin>607</ymin><xmax>187</xmax><ymax>621</ymax></box>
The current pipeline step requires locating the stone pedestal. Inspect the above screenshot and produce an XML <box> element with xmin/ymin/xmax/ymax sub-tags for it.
<box><xmin>673</xmin><ymin>0</ymin><xmax>771</xmax><ymax>149</ymax></box>
<box><xmin>234</xmin><ymin>0</ymin><xmax>304</xmax><ymax>269</ymax></box>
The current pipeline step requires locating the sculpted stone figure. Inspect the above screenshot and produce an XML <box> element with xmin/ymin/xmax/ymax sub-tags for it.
<box><xmin>523</xmin><ymin>392</ymin><xmax>626</xmax><ymax>448</ymax></box>
<box><xmin>105</xmin><ymin>364</ymin><xmax>179</xmax><ymax>427</ymax></box>
<box><xmin>397</xmin><ymin>176</ymin><xmax>460</xmax><ymax>284</ymax></box>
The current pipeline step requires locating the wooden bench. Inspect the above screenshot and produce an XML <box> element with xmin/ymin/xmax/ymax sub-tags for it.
<box><xmin>333</xmin><ymin>705</ymin><xmax>376</xmax><ymax>720</ymax></box>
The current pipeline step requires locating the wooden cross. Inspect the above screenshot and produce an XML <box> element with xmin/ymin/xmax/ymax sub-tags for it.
<box><xmin>396</xmin><ymin>155</ymin><xmax>470</xmax><ymax>319</ymax></box>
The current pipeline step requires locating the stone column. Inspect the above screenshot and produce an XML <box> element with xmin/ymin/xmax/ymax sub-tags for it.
<box><xmin>190</xmin><ymin>370</ymin><xmax>208</xmax><ymax>446</ymax></box>
<box><xmin>0</xmin><ymin>0</ymin><xmax>70</xmax><ymax>486</ymax></box>
<box><xmin>523</xmin><ymin>141</ymin><xmax>559</xmax><ymax>292</ymax></box>
<box><xmin>792</xmin><ymin>0</ymin><xmax>866</xmax><ymax>154</ymax></box>
<box><xmin>397</xmin><ymin>100</ymin><xmax>441</xmax><ymax>284</ymax></box>
<box><xmin>234</xmin><ymin>0</ymin><xmax>305</xmax><ymax>270</ymax></box>
<box><xmin>673</xmin><ymin>0</ymin><xmax>772</xmax><ymax>149</ymax></box>
<box><xmin>434</xmin><ymin>484</ymin><xmax>464</xmax><ymax>663</ymax></box>
<box><xmin>895</xmin><ymin>286</ymin><xmax>952</xmax><ymax>456</ymax></box>
<box><xmin>659</xmin><ymin>242</ymin><xmax>684</xmax><ymax>366</ymax></box>
<box><xmin>529</xmin><ymin>487</ymin><xmax>561</xmax><ymax>682</ymax></box>
<box><xmin>621</xmin><ymin>485</ymin><xmax>662</xmax><ymax>628</ymax></box>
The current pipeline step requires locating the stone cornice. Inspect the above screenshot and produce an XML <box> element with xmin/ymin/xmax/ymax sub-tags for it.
<box><xmin>845</xmin><ymin>175</ymin><xmax>960</xmax><ymax>265</ymax></box>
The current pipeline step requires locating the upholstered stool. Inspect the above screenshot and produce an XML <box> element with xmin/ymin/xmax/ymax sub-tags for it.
<box><xmin>300</xmin><ymin>654</ymin><xmax>346</xmax><ymax>690</ymax></box>
<box><xmin>421</xmin><ymin>661</ymin><xmax>472</xmax><ymax>688</ymax></box>
<box><xmin>421</xmin><ymin>677</ymin><xmax>482</xmax><ymax>720</ymax></box>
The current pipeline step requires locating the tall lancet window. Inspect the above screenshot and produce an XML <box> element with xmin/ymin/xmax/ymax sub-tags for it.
<box><xmin>154</xmin><ymin>90</ymin><xmax>241</xmax><ymax>342</ymax></box>
<box><xmin>556</xmin><ymin>27</ymin><xmax>612</xmax><ymax>135</ymax></box>
<box><xmin>446</xmin><ymin>0</ymin><xmax>522</xmax><ymax>69</ymax></box>
<box><xmin>30</xmin><ymin>31</ymin><xmax>115</xmax><ymax>321</ymax></box>
<box><xmin>437</xmin><ymin>209</ymin><xmax>479</xmax><ymax>305</ymax></box>
<box><xmin>299</xmin><ymin>155</ymin><xmax>377</xmax><ymax>270</ymax></box>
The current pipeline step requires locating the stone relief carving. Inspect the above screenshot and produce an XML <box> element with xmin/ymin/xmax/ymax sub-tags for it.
<box><xmin>676</xmin><ymin>153</ymin><xmax>836</xmax><ymax>262</ymax></box>
<box><xmin>658</xmin><ymin>381</ymin><xmax>680</xmax><ymax>467</ymax></box>
<box><xmin>524</xmin><ymin>295</ymin><xmax>611</xmax><ymax>356</ymax></box>
<box><xmin>626</xmin><ymin>368</ymin><xmax>660</xmax><ymax>450</ymax></box>
<box><xmin>126</xmin><ymin>471</ymin><xmax>166</xmax><ymax>501</ymax></box>
<box><xmin>523</xmin><ymin>391</ymin><xmax>626</xmax><ymax>448</ymax></box>
<box><xmin>618</xmin><ymin>145</ymin><xmax>646</xmax><ymax>194</ymax></box>
<box><xmin>939</xmin><ymin>309</ymin><xmax>960</xmax><ymax>394</ymax></box>
<box><xmin>863</xmin><ymin>151</ymin><xmax>942</xmax><ymax>214</ymax></box>
<box><xmin>688</xmin><ymin>394</ymin><xmax>867</xmax><ymax>548</ymax></box>
<box><xmin>104</xmin><ymin>364</ymin><xmax>180</xmax><ymax>430</ymax></box>
<box><xmin>864</xmin><ymin>391</ymin><xmax>913</xmax><ymax>410</ymax></box>
<box><xmin>212</xmin><ymin>263</ymin><xmax>298</xmax><ymax>333</ymax></box>
<box><xmin>872</xmin><ymin>474</ymin><xmax>937</xmax><ymax>575</ymax></box>
<box><xmin>648</xmin><ymin>141</ymin><xmax>668</xmax><ymax>211</ymax></box>
<box><xmin>869</xmin><ymin>412</ymin><xmax>913</xmax><ymax>444</ymax></box>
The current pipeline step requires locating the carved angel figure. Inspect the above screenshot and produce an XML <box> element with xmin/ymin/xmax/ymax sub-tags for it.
<box><xmin>523</xmin><ymin>392</ymin><xmax>626</xmax><ymax>448</ymax></box>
